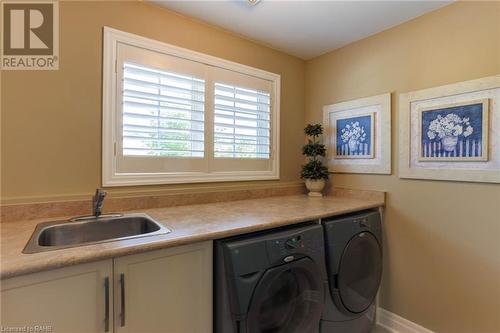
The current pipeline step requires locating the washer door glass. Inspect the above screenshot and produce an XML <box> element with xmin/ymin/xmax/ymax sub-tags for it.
<box><xmin>338</xmin><ymin>231</ymin><xmax>382</xmax><ymax>313</ymax></box>
<box><xmin>246</xmin><ymin>257</ymin><xmax>324</xmax><ymax>333</ymax></box>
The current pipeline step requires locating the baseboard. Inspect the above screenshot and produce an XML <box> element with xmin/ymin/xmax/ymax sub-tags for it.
<box><xmin>377</xmin><ymin>308</ymin><xmax>435</xmax><ymax>333</ymax></box>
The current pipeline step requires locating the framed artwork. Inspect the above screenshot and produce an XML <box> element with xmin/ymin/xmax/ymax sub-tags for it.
<box><xmin>418</xmin><ymin>99</ymin><xmax>489</xmax><ymax>162</ymax></box>
<box><xmin>323</xmin><ymin>93</ymin><xmax>391</xmax><ymax>174</ymax></box>
<box><xmin>399</xmin><ymin>75</ymin><xmax>500</xmax><ymax>183</ymax></box>
<box><xmin>335</xmin><ymin>113</ymin><xmax>375</xmax><ymax>159</ymax></box>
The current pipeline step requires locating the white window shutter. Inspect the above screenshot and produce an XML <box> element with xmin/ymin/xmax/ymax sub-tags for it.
<box><xmin>122</xmin><ymin>62</ymin><xmax>205</xmax><ymax>157</ymax></box>
<box><xmin>214</xmin><ymin>83</ymin><xmax>271</xmax><ymax>159</ymax></box>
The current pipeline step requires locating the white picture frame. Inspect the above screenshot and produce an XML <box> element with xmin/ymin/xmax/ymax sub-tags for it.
<box><xmin>399</xmin><ymin>74</ymin><xmax>500</xmax><ymax>183</ymax></box>
<box><xmin>323</xmin><ymin>93</ymin><xmax>392</xmax><ymax>174</ymax></box>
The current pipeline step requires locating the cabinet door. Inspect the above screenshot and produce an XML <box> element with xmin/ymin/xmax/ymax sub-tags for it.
<box><xmin>114</xmin><ymin>241</ymin><xmax>212</xmax><ymax>333</ymax></box>
<box><xmin>1</xmin><ymin>260</ymin><xmax>113</xmax><ymax>333</ymax></box>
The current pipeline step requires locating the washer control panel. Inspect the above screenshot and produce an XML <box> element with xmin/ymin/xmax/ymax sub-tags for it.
<box><xmin>284</xmin><ymin>236</ymin><xmax>303</xmax><ymax>250</ymax></box>
<box><xmin>354</xmin><ymin>217</ymin><xmax>370</xmax><ymax>229</ymax></box>
<box><xmin>265</xmin><ymin>225</ymin><xmax>324</xmax><ymax>265</ymax></box>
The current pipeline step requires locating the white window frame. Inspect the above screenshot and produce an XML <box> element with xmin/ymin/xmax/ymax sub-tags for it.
<box><xmin>102</xmin><ymin>27</ymin><xmax>280</xmax><ymax>186</ymax></box>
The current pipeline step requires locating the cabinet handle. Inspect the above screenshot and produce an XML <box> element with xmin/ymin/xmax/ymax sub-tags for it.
<box><xmin>104</xmin><ymin>277</ymin><xmax>110</xmax><ymax>332</ymax></box>
<box><xmin>120</xmin><ymin>273</ymin><xmax>126</xmax><ymax>327</ymax></box>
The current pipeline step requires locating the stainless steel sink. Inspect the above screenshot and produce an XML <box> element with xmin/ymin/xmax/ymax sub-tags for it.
<box><xmin>23</xmin><ymin>213</ymin><xmax>171</xmax><ymax>253</ymax></box>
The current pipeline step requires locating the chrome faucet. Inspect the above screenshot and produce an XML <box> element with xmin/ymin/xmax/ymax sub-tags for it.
<box><xmin>69</xmin><ymin>189</ymin><xmax>122</xmax><ymax>222</ymax></box>
<box><xmin>92</xmin><ymin>188</ymin><xmax>107</xmax><ymax>217</ymax></box>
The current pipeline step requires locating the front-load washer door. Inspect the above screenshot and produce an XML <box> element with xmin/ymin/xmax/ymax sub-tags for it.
<box><xmin>338</xmin><ymin>231</ymin><xmax>382</xmax><ymax>314</ymax></box>
<box><xmin>246</xmin><ymin>257</ymin><xmax>324</xmax><ymax>333</ymax></box>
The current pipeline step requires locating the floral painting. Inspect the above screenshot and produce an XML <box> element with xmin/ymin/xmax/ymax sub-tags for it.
<box><xmin>419</xmin><ymin>99</ymin><xmax>489</xmax><ymax>161</ymax></box>
<box><xmin>335</xmin><ymin>113</ymin><xmax>374</xmax><ymax>158</ymax></box>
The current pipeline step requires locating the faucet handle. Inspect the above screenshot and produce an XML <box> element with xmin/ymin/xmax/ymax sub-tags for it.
<box><xmin>94</xmin><ymin>189</ymin><xmax>107</xmax><ymax>205</ymax></box>
<box><xmin>93</xmin><ymin>188</ymin><xmax>107</xmax><ymax>217</ymax></box>
<box><xmin>94</xmin><ymin>188</ymin><xmax>107</xmax><ymax>200</ymax></box>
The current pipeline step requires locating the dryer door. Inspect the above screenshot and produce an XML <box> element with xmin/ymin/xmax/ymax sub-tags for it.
<box><xmin>246</xmin><ymin>257</ymin><xmax>324</xmax><ymax>333</ymax></box>
<box><xmin>338</xmin><ymin>231</ymin><xmax>382</xmax><ymax>314</ymax></box>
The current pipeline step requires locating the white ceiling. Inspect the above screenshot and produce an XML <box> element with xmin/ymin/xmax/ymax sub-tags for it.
<box><xmin>153</xmin><ymin>0</ymin><xmax>451</xmax><ymax>59</ymax></box>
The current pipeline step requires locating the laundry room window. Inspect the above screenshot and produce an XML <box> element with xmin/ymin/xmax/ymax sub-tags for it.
<box><xmin>102</xmin><ymin>27</ymin><xmax>280</xmax><ymax>186</ymax></box>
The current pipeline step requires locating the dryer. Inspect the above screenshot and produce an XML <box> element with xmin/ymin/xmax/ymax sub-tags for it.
<box><xmin>321</xmin><ymin>210</ymin><xmax>383</xmax><ymax>333</ymax></box>
<box><xmin>215</xmin><ymin>222</ymin><xmax>327</xmax><ymax>333</ymax></box>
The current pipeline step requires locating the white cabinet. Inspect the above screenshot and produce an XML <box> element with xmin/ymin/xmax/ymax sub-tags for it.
<box><xmin>1</xmin><ymin>241</ymin><xmax>213</xmax><ymax>333</ymax></box>
<box><xmin>114</xmin><ymin>241</ymin><xmax>212</xmax><ymax>333</ymax></box>
<box><xmin>1</xmin><ymin>260</ymin><xmax>113</xmax><ymax>333</ymax></box>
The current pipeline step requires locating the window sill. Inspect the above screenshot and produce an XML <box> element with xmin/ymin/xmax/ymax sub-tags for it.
<box><xmin>102</xmin><ymin>171</ymin><xmax>280</xmax><ymax>187</ymax></box>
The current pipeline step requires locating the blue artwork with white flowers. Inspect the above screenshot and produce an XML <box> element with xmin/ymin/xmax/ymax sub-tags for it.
<box><xmin>336</xmin><ymin>115</ymin><xmax>372</xmax><ymax>157</ymax></box>
<box><xmin>421</xmin><ymin>102</ymin><xmax>485</xmax><ymax>159</ymax></box>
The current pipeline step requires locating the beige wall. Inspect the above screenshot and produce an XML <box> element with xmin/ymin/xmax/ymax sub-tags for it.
<box><xmin>306</xmin><ymin>2</ymin><xmax>500</xmax><ymax>332</ymax></box>
<box><xmin>1</xmin><ymin>1</ymin><xmax>305</xmax><ymax>203</ymax></box>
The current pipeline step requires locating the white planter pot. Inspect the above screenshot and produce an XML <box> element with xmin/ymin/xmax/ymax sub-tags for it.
<box><xmin>348</xmin><ymin>138</ymin><xmax>359</xmax><ymax>152</ymax></box>
<box><xmin>442</xmin><ymin>135</ymin><xmax>458</xmax><ymax>152</ymax></box>
<box><xmin>305</xmin><ymin>179</ymin><xmax>326</xmax><ymax>197</ymax></box>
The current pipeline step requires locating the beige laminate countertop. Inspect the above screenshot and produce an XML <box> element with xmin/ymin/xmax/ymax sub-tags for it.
<box><xmin>1</xmin><ymin>194</ymin><xmax>384</xmax><ymax>279</ymax></box>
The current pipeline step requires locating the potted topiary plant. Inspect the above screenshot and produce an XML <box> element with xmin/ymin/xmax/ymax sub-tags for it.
<box><xmin>300</xmin><ymin>124</ymin><xmax>329</xmax><ymax>197</ymax></box>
